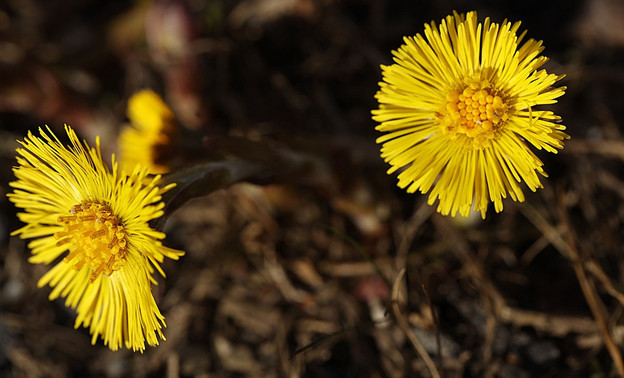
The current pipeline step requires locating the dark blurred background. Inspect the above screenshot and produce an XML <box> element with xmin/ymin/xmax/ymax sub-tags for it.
<box><xmin>1</xmin><ymin>0</ymin><xmax>624</xmax><ymax>377</ymax></box>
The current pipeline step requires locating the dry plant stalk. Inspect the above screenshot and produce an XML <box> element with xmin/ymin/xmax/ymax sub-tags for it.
<box><xmin>522</xmin><ymin>202</ymin><xmax>624</xmax><ymax>376</ymax></box>
<box><xmin>391</xmin><ymin>267</ymin><xmax>441</xmax><ymax>378</ymax></box>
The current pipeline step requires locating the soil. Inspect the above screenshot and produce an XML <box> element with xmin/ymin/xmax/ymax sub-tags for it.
<box><xmin>1</xmin><ymin>0</ymin><xmax>624</xmax><ymax>377</ymax></box>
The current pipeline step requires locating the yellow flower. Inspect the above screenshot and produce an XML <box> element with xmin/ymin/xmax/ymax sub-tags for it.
<box><xmin>373</xmin><ymin>11</ymin><xmax>568</xmax><ymax>218</ymax></box>
<box><xmin>7</xmin><ymin>125</ymin><xmax>184</xmax><ymax>352</ymax></box>
<box><xmin>119</xmin><ymin>89</ymin><xmax>175</xmax><ymax>174</ymax></box>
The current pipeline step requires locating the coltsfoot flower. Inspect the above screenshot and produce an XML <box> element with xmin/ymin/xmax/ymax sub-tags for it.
<box><xmin>119</xmin><ymin>89</ymin><xmax>176</xmax><ymax>174</ymax></box>
<box><xmin>373</xmin><ymin>11</ymin><xmax>568</xmax><ymax>218</ymax></box>
<box><xmin>8</xmin><ymin>125</ymin><xmax>184</xmax><ymax>352</ymax></box>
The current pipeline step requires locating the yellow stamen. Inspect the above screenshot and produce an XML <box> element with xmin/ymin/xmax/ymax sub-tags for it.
<box><xmin>441</xmin><ymin>85</ymin><xmax>509</xmax><ymax>149</ymax></box>
<box><xmin>55</xmin><ymin>201</ymin><xmax>128</xmax><ymax>282</ymax></box>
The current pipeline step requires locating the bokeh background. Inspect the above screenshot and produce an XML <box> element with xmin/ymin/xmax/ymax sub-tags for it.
<box><xmin>1</xmin><ymin>0</ymin><xmax>624</xmax><ymax>377</ymax></box>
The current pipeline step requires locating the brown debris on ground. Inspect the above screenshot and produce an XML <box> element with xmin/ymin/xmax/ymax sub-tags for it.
<box><xmin>1</xmin><ymin>0</ymin><xmax>624</xmax><ymax>377</ymax></box>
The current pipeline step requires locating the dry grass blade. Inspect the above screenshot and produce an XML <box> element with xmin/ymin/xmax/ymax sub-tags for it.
<box><xmin>421</xmin><ymin>283</ymin><xmax>443</xmax><ymax>368</ymax></box>
<box><xmin>498</xmin><ymin>307</ymin><xmax>597</xmax><ymax>336</ymax></box>
<box><xmin>391</xmin><ymin>267</ymin><xmax>441</xmax><ymax>378</ymax></box>
<box><xmin>556</xmin><ymin>198</ymin><xmax>624</xmax><ymax>376</ymax></box>
<box><xmin>522</xmin><ymin>201</ymin><xmax>624</xmax><ymax>376</ymax></box>
<box><xmin>565</xmin><ymin>139</ymin><xmax>624</xmax><ymax>161</ymax></box>
<box><xmin>586</xmin><ymin>261</ymin><xmax>624</xmax><ymax>308</ymax></box>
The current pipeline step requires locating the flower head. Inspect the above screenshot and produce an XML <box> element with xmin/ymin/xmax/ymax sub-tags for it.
<box><xmin>7</xmin><ymin>125</ymin><xmax>184</xmax><ymax>352</ymax></box>
<box><xmin>373</xmin><ymin>11</ymin><xmax>568</xmax><ymax>218</ymax></box>
<box><xmin>119</xmin><ymin>89</ymin><xmax>176</xmax><ymax>174</ymax></box>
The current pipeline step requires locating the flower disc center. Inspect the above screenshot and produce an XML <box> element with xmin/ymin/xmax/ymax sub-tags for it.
<box><xmin>54</xmin><ymin>202</ymin><xmax>128</xmax><ymax>283</ymax></box>
<box><xmin>441</xmin><ymin>86</ymin><xmax>509</xmax><ymax>147</ymax></box>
